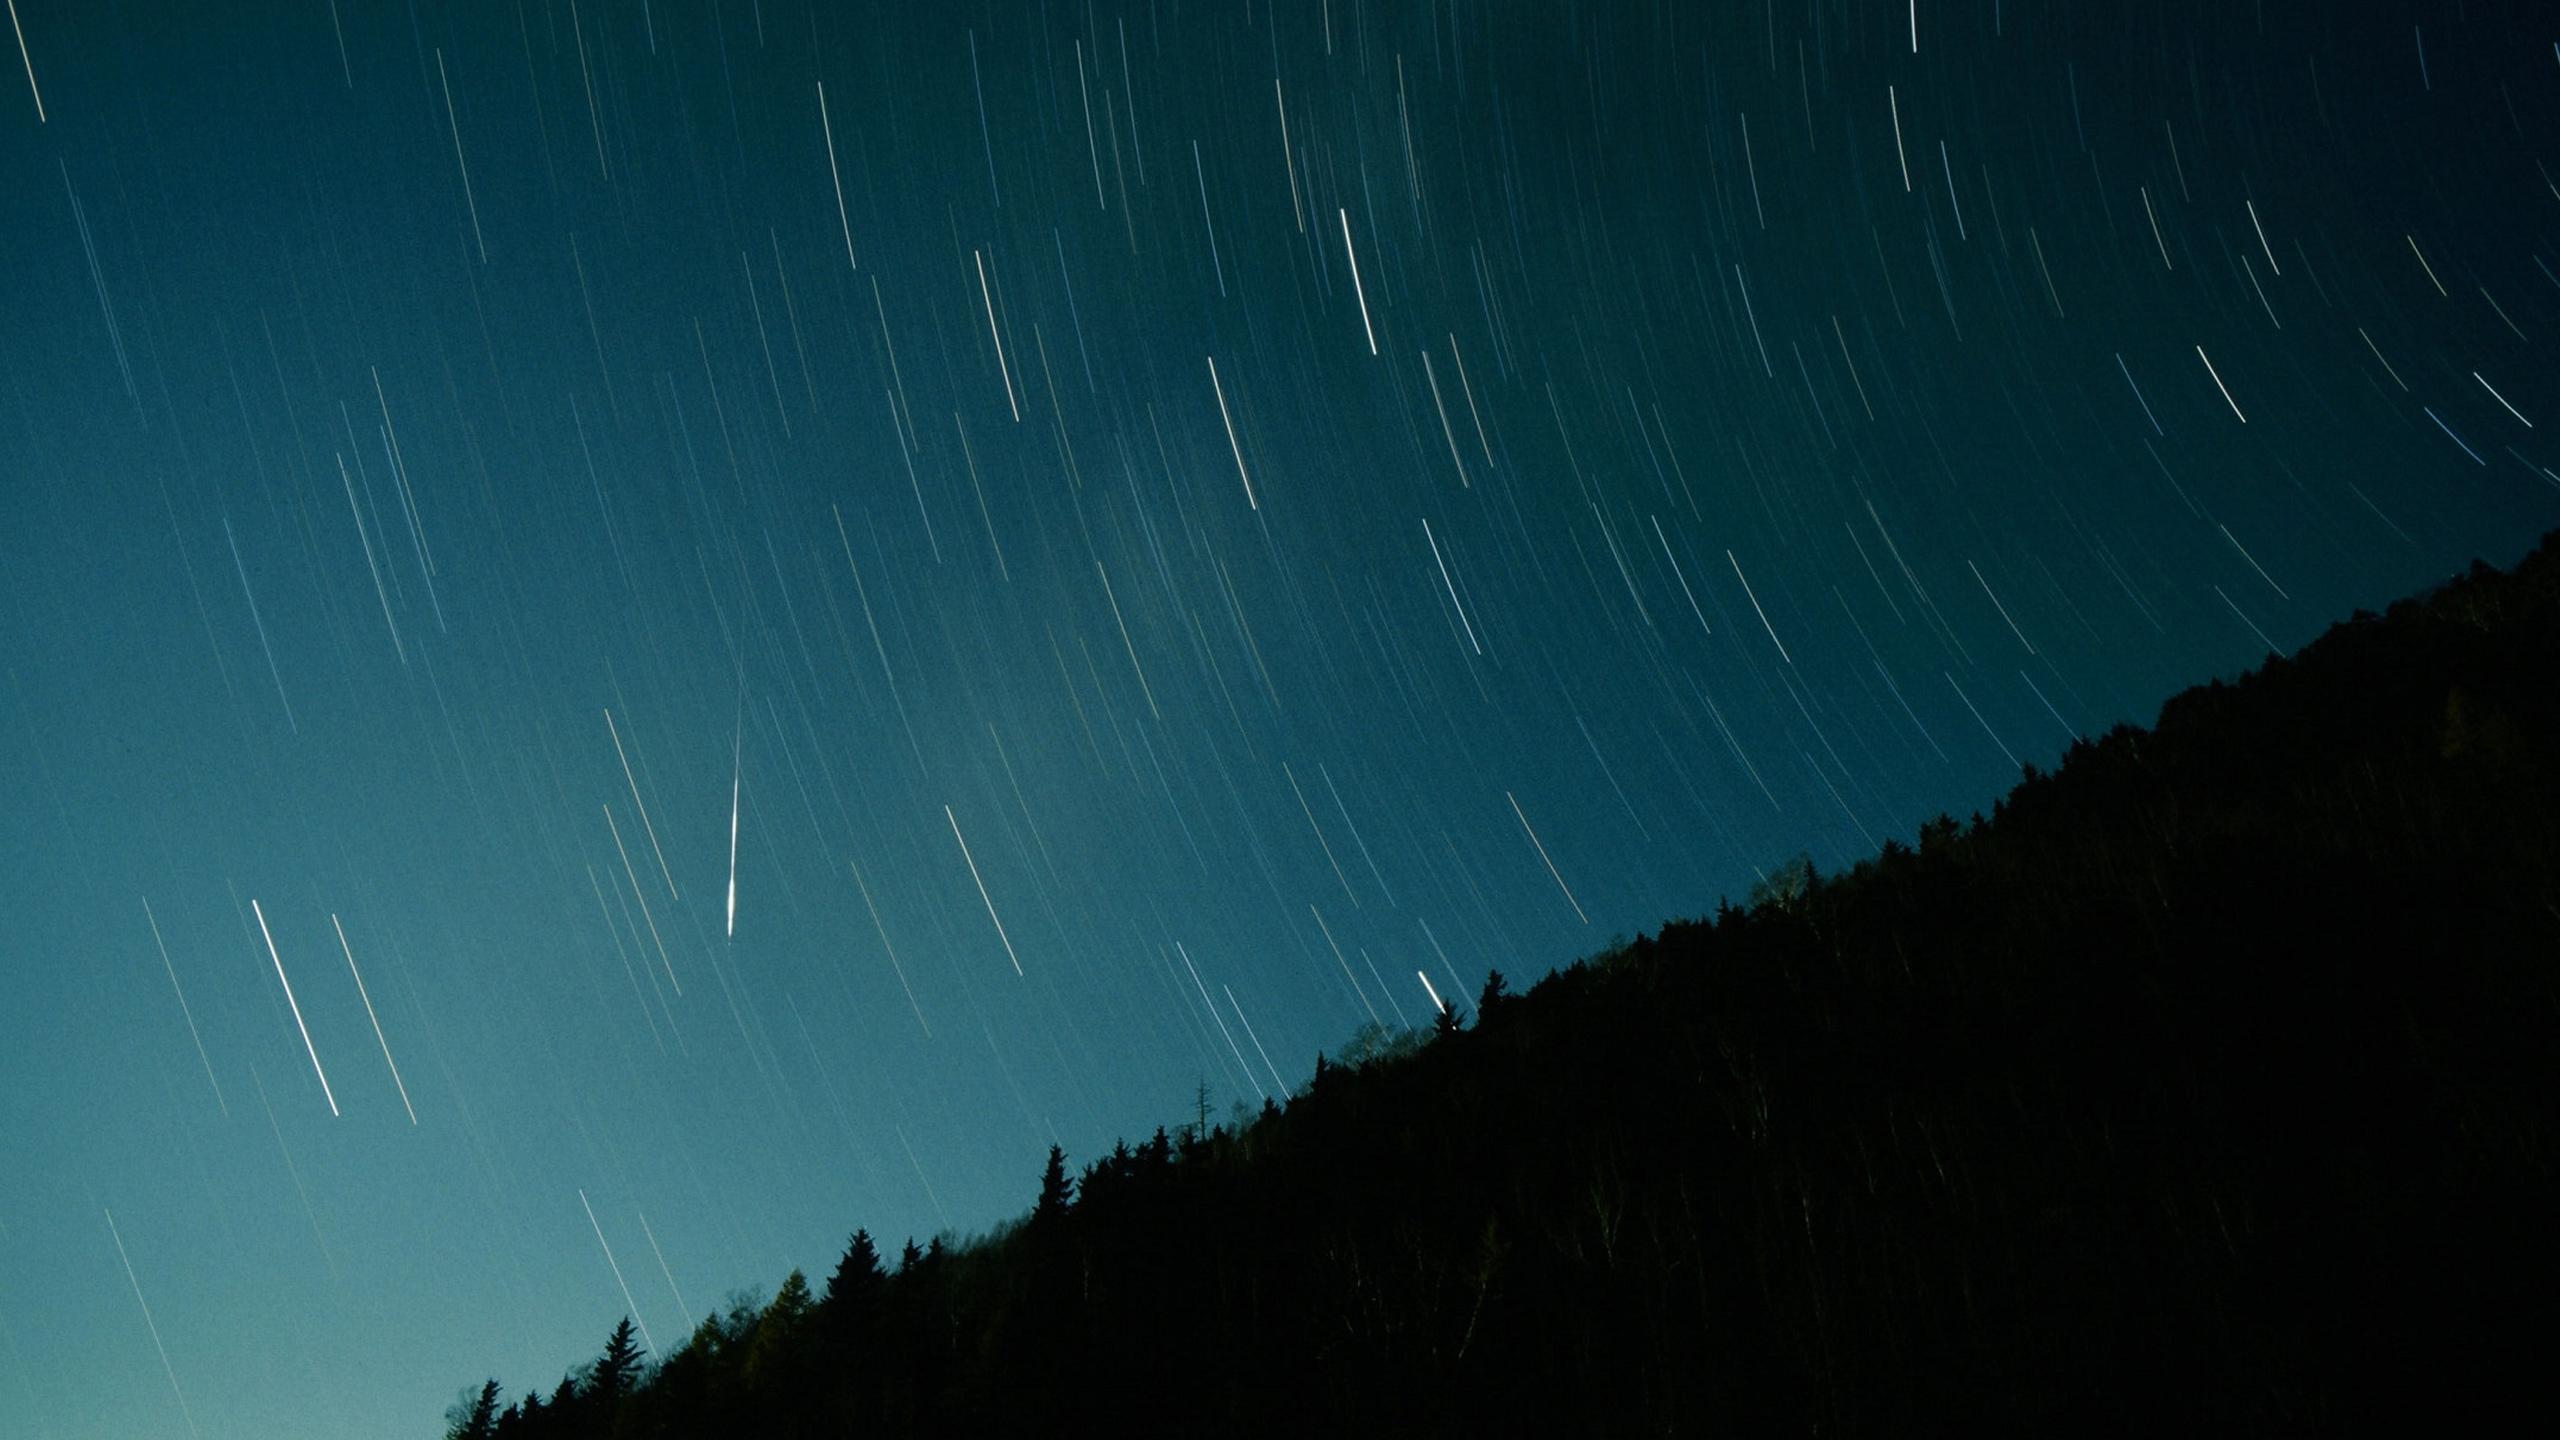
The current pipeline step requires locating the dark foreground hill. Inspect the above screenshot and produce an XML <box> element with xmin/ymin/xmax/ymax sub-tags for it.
<box><xmin>449</xmin><ymin>536</ymin><xmax>2560</xmax><ymax>1438</ymax></box>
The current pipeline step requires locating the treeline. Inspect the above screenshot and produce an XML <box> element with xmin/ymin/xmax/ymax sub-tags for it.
<box><xmin>449</xmin><ymin>533</ymin><xmax>2560</xmax><ymax>1435</ymax></box>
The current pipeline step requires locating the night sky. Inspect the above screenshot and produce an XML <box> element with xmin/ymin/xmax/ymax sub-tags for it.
<box><xmin>1</xmin><ymin>1</ymin><xmax>2553</xmax><ymax>1434</ymax></box>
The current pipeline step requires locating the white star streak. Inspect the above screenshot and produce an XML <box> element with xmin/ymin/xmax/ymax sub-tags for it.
<box><xmin>337</xmin><ymin>454</ymin><xmax>405</xmax><ymax>665</ymax></box>
<box><xmin>2195</xmin><ymin>344</ymin><xmax>2246</xmax><ymax>423</ymax></box>
<box><xmin>2475</xmin><ymin>372</ymin><xmax>2532</xmax><ymax>428</ymax></box>
<box><xmin>1206</xmin><ymin>355</ymin><xmax>1257</xmax><ymax>509</ymax></box>
<box><xmin>1889</xmin><ymin>86</ymin><xmax>1910</xmax><ymax>192</ymax></box>
<box><xmin>7</xmin><ymin>0</ymin><xmax>43</xmax><ymax>124</ymax></box>
<box><xmin>945</xmin><ymin>805</ymin><xmax>1023</xmax><ymax>975</ymax></box>
<box><xmin>849</xmin><ymin>857</ymin><xmax>930</xmax><ymax>1038</ymax></box>
<box><xmin>221</xmin><ymin>513</ymin><xmax>297</xmax><ymax>734</ymax></box>
<box><xmin>1422</xmin><ymin>516</ymin><xmax>1483</xmax><ymax>655</ymax></box>
<box><xmin>2405</xmin><ymin>234</ymin><xmax>2448</xmax><ymax>296</ymax></box>
<box><xmin>974</xmin><ymin>249</ymin><xmax>1020</xmax><ymax>422</ymax></box>
<box><xmin>1096</xmin><ymin>559</ymin><xmax>1162</xmax><ymax>719</ymax></box>
<box><xmin>1340</xmin><ymin>208</ymin><xmax>1379</xmax><ymax>354</ymax></box>
<box><xmin>1505</xmin><ymin>790</ymin><xmax>1589</xmax><ymax>925</ymax></box>
<box><xmin>1653</xmin><ymin>516</ymin><xmax>1712</xmax><ymax>638</ymax></box>
<box><xmin>252</xmin><ymin>898</ymin><xmax>337</xmax><ymax>1117</ymax></box>
<box><xmin>1175</xmin><ymin>942</ymin><xmax>1262</xmax><ymax>1102</ymax></box>
<box><xmin>1308</xmin><ymin>903</ymin><xmax>1380</xmax><ymax>1026</ymax></box>
<box><xmin>1223</xmin><ymin>982</ymin><xmax>1290</xmax><ymax>1097</ymax></box>
<box><xmin>142</xmin><ymin>896</ymin><xmax>225</xmax><ymax>1117</ymax></box>
<box><xmin>578</xmin><ymin>1189</ymin><xmax>656</xmax><ymax>1355</ymax></box>
<box><xmin>331</xmin><ymin>914</ymin><xmax>415</xmax><ymax>1125</ymax></box>
<box><xmin>1944</xmin><ymin>670</ymin><xmax>2021</xmax><ymax>771</ymax></box>
<box><xmin>817</xmin><ymin>82</ymin><xmax>857</xmax><ymax>270</ymax></box>
<box><xmin>1967</xmin><ymin>559</ymin><xmax>2036</xmax><ymax>655</ymax></box>
<box><xmin>603</xmin><ymin>803</ymin><xmax>682</xmax><ymax>994</ymax></box>
<box><xmin>1727</xmin><ymin>549</ymin><xmax>1794</xmax><ymax>665</ymax></box>
<box><xmin>435</xmin><ymin>49</ymin><xmax>486</xmax><ymax>263</ymax></box>
<box><xmin>637</xmin><ymin>1206</ymin><xmax>689</xmax><ymax>1324</ymax></box>
<box><xmin>604</xmin><ymin>709</ymin><xmax>680</xmax><ymax>900</ymax></box>
<box><xmin>104</xmin><ymin>1210</ymin><xmax>200</xmax><ymax>1440</ymax></box>
<box><xmin>2246</xmin><ymin>199</ymin><xmax>2281</xmax><ymax>274</ymax></box>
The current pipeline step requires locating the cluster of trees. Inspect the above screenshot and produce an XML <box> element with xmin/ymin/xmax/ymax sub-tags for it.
<box><xmin>451</xmin><ymin>533</ymin><xmax>2560</xmax><ymax>1434</ymax></box>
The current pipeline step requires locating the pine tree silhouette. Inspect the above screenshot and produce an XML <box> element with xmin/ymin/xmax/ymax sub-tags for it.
<box><xmin>428</xmin><ymin>530</ymin><xmax>2560</xmax><ymax>1440</ymax></box>
<box><xmin>1031</xmin><ymin>1144</ymin><xmax>1074</xmax><ymax>1226</ymax></box>
<box><xmin>591</xmin><ymin>1316</ymin><xmax>647</xmax><ymax>1400</ymax></box>
<box><xmin>443</xmin><ymin>1378</ymin><xmax>500</xmax><ymax>1440</ymax></box>
<box><xmin>824</xmin><ymin>1229</ymin><xmax>885</xmax><ymax>1314</ymax></box>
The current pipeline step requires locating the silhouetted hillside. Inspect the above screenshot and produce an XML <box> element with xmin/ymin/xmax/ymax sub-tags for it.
<box><xmin>449</xmin><ymin>535</ymin><xmax>2560</xmax><ymax>1437</ymax></box>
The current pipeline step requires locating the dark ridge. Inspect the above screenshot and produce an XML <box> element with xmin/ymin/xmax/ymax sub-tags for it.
<box><xmin>449</xmin><ymin>533</ymin><xmax>2560</xmax><ymax>1437</ymax></box>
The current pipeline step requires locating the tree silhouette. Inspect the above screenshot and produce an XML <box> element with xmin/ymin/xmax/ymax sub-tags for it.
<box><xmin>741</xmin><ymin>1269</ymin><xmax>813</xmax><ymax>1404</ymax></box>
<box><xmin>1031</xmin><ymin>1144</ymin><xmax>1074</xmax><ymax>1226</ymax></box>
<box><xmin>443</xmin><ymin>1379</ymin><xmax>500</xmax><ymax>1440</ymax></box>
<box><xmin>591</xmin><ymin>1316</ymin><xmax>647</xmax><ymax>1400</ymax></box>
<box><xmin>823</xmin><ymin>1229</ymin><xmax>885</xmax><ymax>1315</ymax></box>
<box><xmin>1746</xmin><ymin>852</ymin><xmax>1815</xmax><ymax>911</ymax></box>
<box><xmin>763</xmin><ymin>1269</ymin><xmax>814</xmax><ymax>1332</ymax></box>
<box><xmin>548</xmin><ymin>1372</ymin><xmax>580</xmax><ymax>1420</ymax></box>
<box><xmin>1433</xmin><ymin>996</ymin><xmax>1463</xmax><ymax>1037</ymax></box>
<box><xmin>427</xmin><ymin>529</ymin><xmax>2560</xmax><ymax>1440</ymax></box>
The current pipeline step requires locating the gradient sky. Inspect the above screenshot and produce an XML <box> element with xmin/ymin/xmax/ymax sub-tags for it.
<box><xmin>2</xmin><ymin>2</ymin><xmax>2554</xmax><ymax>1435</ymax></box>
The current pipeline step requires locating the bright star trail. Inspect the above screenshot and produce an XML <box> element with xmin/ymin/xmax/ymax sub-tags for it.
<box><xmin>0</xmin><ymin>4</ymin><xmax>2554</xmax><ymax>1436</ymax></box>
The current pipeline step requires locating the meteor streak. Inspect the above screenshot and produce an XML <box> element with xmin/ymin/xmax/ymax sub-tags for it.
<box><xmin>725</xmin><ymin>724</ymin><xmax>741</xmax><ymax>939</ymax></box>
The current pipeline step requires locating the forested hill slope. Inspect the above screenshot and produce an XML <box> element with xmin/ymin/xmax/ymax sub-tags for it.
<box><xmin>450</xmin><ymin>533</ymin><xmax>2560</xmax><ymax>1437</ymax></box>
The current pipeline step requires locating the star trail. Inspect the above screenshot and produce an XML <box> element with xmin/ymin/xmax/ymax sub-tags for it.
<box><xmin>0</xmin><ymin>2</ymin><xmax>2553</xmax><ymax>1435</ymax></box>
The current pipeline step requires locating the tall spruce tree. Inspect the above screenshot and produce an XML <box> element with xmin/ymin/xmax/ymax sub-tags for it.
<box><xmin>591</xmin><ymin>1316</ymin><xmax>646</xmax><ymax>1400</ymax></box>
<box><xmin>824</xmin><ymin>1229</ymin><xmax>886</xmax><ymax>1313</ymax></box>
<box><xmin>443</xmin><ymin>1379</ymin><xmax>501</xmax><ymax>1440</ymax></box>
<box><xmin>1031</xmin><ymin>1144</ymin><xmax>1074</xmax><ymax>1226</ymax></box>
